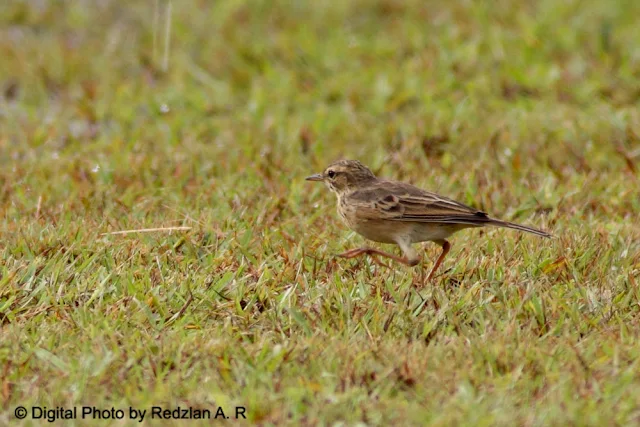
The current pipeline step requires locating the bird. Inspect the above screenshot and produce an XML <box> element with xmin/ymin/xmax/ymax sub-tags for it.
<box><xmin>306</xmin><ymin>159</ymin><xmax>551</xmax><ymax>281</ymax></box>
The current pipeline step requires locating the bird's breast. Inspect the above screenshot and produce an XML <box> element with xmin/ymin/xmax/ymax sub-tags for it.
<box><xmin>336</xmin><ymin>196</ymin><xmax>351</xmax><ymax>225</ymax></box>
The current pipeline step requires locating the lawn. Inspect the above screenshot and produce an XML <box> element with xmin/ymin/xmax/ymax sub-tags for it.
<box><xmin>1</xmin><ymin>0</ymin><xmax>640</xmax><ymax>425</ymax></box>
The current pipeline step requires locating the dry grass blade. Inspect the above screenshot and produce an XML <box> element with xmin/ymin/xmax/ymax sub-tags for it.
<box><xmin>164</xmin><ymin>286</ymin><xmax>195</xmax><ymax>326</ymax></box>
<box><xmin>100</xmin><ymin>227</ymin><xmax>192</xmax><ymax>236</ymax></box>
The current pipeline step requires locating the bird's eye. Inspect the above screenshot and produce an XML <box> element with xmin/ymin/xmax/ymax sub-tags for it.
<box><xmin>327</xmin><ymin>170</ymin><xmax>336</xmax><ymax>179</ymax></box>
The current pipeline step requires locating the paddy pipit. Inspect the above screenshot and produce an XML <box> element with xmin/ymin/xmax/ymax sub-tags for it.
<box><xmin>306</xmin><ymin>160</ymin><xmax>551</xmax><ymax>281</ymax></box>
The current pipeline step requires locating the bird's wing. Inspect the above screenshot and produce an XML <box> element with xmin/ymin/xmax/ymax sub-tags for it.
<box><xmin>346</xmin><ymin>181</ymin><xmax>491</xmax><ymax>225</ymax></box>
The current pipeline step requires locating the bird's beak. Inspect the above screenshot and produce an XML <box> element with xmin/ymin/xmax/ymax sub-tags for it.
<box><xmin>305</xmin><ymin>173</ymin><xmax>324</xmax><ymax>182</ymax></box>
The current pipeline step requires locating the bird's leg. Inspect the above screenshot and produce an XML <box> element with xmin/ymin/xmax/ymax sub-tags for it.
<box><xmin>426</xmin><ymin>240</ymin><xmax>451</xmax><ymax>281</ymax></box>
<box><xmin>337</xmin><ymin>247</ymin><xmax>418</xmax><ymax>267</ymax></box>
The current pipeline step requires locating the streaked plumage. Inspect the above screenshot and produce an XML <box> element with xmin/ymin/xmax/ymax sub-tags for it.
<box><xmin>306</xmin><ymin>159</ymin><xmax>551</xmax><ymax>281</ymax></box>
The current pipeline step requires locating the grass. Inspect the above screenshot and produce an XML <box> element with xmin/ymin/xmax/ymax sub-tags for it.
<box><xmin>1</xmin><ymin>0</ymin><xmax>639</xmax><ymax>425</ymax></box>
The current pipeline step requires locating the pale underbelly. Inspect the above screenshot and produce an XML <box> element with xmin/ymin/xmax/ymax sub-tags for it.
<box><xmin>348</xmin><ymin>219</ymin><xmax>471</xmax><ymax>244</ymax></box>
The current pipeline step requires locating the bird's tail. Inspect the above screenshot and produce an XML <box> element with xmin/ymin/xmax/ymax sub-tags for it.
<box><xmin>488</xmin><ymin>219</ymin><xmax>552</xmax><ymax>238</ymax></box>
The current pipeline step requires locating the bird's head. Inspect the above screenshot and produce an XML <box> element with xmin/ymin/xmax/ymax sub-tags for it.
<box><xmin>306</xmin><ymin>160</ymin><xmax>377</xmax><ymax>194</ymax></box>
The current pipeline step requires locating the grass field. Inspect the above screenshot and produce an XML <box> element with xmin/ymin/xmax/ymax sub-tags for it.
<box><xmin>1</xmin><ymin>0</ymin><xmax>640</xmax><ymax>425</ymax></box>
